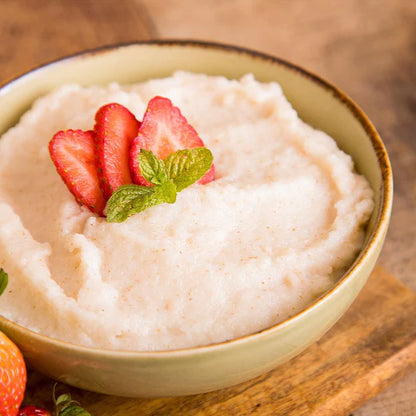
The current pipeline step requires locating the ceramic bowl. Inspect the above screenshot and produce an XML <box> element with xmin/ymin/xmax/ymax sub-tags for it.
<box><xmin>0</xmin><ymin>40</ymin><xmax>393</xmax><ymax>397</ymax></box>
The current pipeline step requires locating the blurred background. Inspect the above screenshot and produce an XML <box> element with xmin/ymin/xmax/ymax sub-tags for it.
<box><xmin>0</xmin><ymin>1</ymin><xmax>414</xmax><ymax>414</ymax></box>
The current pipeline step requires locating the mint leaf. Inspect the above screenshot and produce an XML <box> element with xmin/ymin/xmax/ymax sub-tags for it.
<box><xmin>55</xmin><ymin>393</ymin><xmax>72</xmax><ymax>406</ymax></box>
<box><xmin>164</xmin><ymin>147</ymin><xmax>213</xmax><ymax>192</ymax></box>
<box><xmin>155</xmin><ymin>180</ymin><xmax>177</xmax><ymax>203</ymax></box>
<box><xmin>0</xmin><ymin>268</ymin><xmax>8</xmax><ymax>296</ymax></box>
<box><xmin>106</xmin><ymin>184</ymin><xmax>163</xmax><ymax>222</ymax></box>
<box><xmin>138</xmin><ymin>149</ymin><xmax>168</xmax><ymax>185</ymax></box>
<box><xmin>59</xmin><ymin>405</ymin><xmax>91</xmax><ymax>416</ymax></box>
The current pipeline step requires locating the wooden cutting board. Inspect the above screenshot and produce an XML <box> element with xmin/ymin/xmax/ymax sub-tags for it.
<box><xmin>22</xmin><ymin>266</ymin><xmax>416</xmax><ymax>415</ymax></box>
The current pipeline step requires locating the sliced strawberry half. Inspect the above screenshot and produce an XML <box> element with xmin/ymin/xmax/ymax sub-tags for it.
<box><xmin>94</xmin><ymin>103</ymin><xmax>141</xmax><ymax>199</ymax></box>
<box><xmin>198</xmin><ymin>164</ymin><xmax>215</xmax><ymax>184</ymax></box>
<box><xmin>49</xmin><ymin>129</ymin><xmax>105</xmax><ymax>215</ymax></box>
<box><xmin>130</xmin><ymin>96</ymin><xmax>215</xmax><ymax>186</ymax></box>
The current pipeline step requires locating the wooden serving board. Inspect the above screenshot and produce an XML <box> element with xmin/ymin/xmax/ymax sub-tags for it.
<box><xmin>22</xmin><ymin>266</ymin><xmax>416</xmax><ymax>415</ymax></box>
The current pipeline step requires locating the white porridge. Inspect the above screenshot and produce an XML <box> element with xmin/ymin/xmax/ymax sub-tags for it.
<box><xmin>0</xmin><ymin>72</ymin><xmax>374</xmax><ymax>351</ymax></box>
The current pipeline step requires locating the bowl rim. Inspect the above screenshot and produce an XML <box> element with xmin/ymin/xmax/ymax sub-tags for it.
<box><xmin>0</xmin><ymin>39</ymin><xmax>393</xmax><ymax>359</ymax></box>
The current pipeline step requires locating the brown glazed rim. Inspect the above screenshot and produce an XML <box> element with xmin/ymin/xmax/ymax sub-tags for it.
<box><xmin>0</xmin><ymin>39</ymin><xmax>393</xmax><ymax>358</ymax></box>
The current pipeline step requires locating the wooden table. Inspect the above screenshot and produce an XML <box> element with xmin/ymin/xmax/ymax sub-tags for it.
<box><xmin>0</xmin><ymin>1</ymin><xmax>415</xmax><ymax>414</ymax></box>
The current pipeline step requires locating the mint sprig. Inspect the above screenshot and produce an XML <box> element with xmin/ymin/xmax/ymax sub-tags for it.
<box><xmin>0</xmin><ymin>268</ymin><xmax>8</xmax><ymax>296</ymax></box>
<box><xmin>106</xmin><ymin>147</ymin><xmax>213</xmax><ymax>222</ymax></box>
<box><xmin>53</xmin><ymin>383</ymin><xmax>91</xmax><ymax>416</ymax></box>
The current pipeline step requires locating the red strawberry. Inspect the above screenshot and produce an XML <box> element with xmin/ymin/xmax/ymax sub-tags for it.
<box><xmin>18</xmin><ymin>406</ymin><xmax>50</xmax><ymax>416</ymax></box>
<box><xmin>130</xmin><ymin>96</ymin><xmax>215</xmax><ymax>186</ymax></box>
<box><xmin>198</xmin><ymin>164</ymin><xmax>215</xmax><ymax>184</ymax></box>
<box><xmin>94</xmin><ymin>103</ymin><xmax>140</xmax><ymax>199</ymax></box>
<box><xmin>0</xmin><ymin>331</ymin><xmax>27</xmax><ymax>416</ymax></box>
<box><xmin>49</xmin><ymin>130</ymin><xmax>106</xmax><ymax>215</ymax></box>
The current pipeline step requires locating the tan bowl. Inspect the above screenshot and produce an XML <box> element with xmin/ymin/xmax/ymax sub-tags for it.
<box><xmin>0</xmin><ymin>40</ymin><xmax>393</xmax><ymax>397</ymax></box>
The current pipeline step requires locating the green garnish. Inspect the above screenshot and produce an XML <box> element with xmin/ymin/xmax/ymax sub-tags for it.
<box><xmin>106</xmin><ymin>147</ymin><xmax>213</xmax><ymax>222</ymax></box>
<box><xmin>0</xmin><ymin>268</ymin><xmax>8</xmax><ymax>296</ymax></box>
<box><xmin>53</xmin><ymin>383</ymin><xmax>91</xmax><ymax>416</ymax></box>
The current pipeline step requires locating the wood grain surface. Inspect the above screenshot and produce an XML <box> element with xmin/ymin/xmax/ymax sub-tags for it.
<box><xmin>0</xmin><ymin>1</ymin><xmax>415</xmax><ymax>414</ymax></box>
<box><xmin>20</xmin><ymin>267</ymin><xmax>416</xmax><ymax>415</ymax></box>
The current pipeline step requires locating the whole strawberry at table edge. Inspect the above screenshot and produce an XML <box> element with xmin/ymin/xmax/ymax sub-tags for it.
<box><xmin>49</xmin><ymin>96</ymin><xmax>215</xmax><ymax>220</ymax></box>
<box><xmin>0</xmin><ymin>294</ymin><xmax>26</xmax><ymax>416</ymax></box>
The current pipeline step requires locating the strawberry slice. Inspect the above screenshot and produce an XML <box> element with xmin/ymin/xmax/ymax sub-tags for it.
<box><xmin>130</xmin><ymin>96</ymin><xmax>215</xmax><ymax>186</ymax></box>
<box><xmin>49</xmin><ymin>130</ymin><xmax>105</xmax><ymax>215</ymax></box>
<box><xmin>94</xmin><ymin>103</ymin><xmax>140</xmax><ymax>199</ymax></box>
<box><xmin>198</xmin><ymin>164</ymin><xmax>215</xmax><ymax>184</ymax></box>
